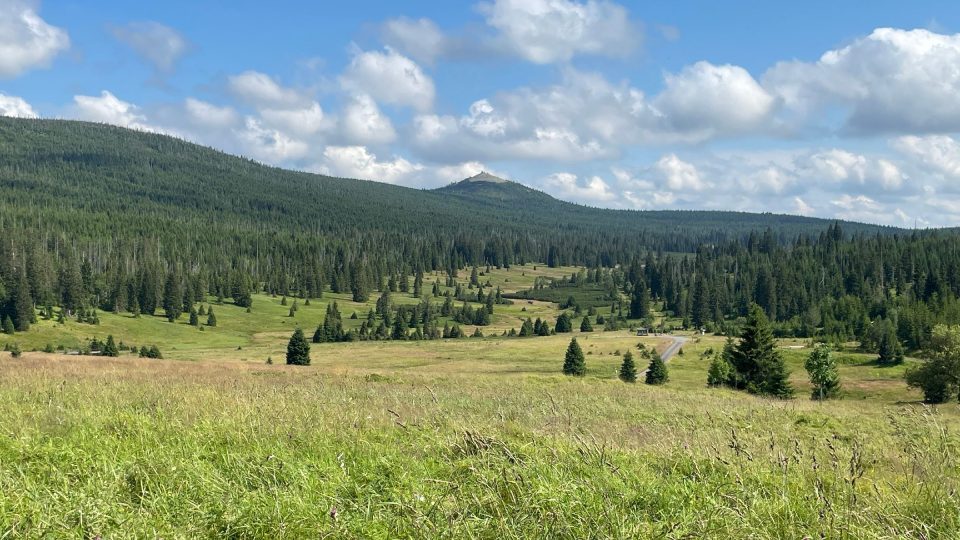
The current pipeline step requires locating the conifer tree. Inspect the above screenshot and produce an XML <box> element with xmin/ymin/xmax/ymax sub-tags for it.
<box><xmin>102</xmin><ymin>335</ymin><xmax>119</xmax><ymax>357</ymax></box>
<box><xmin>580</xmin><ymin>316</ymin><xmax>593</xmax><ymax>332</ymax></box>
<box><xmin>707</xmin><ymin>351</ymin><xmax>733</xmax><ymax>387</ymax></box>
<box><xmin>645</xmin><ymin>350</ymin><xmax>669</xmax><ymax>385</ymax></box>
<box><xmin>563</xmin><ymin>337</ymin><xmax>586</xmax><ymax>376</ymax></box>
<box><xmin>13</xmin><ymin>268</ymin><xmax>32</xmax><ymax>332</ymax></box>
<box><xmin>629</xmin><ymin>282</ymin><xmax>650</xmax><ymax>319</ymax></box>
<box><xmin>206</xmin><ymin>307</ymin><xmax>217</xmax><ymax>327</ymax></box>
<box><xmin>519</xmin><ymin>317</ymin><xmax>534</xmax><ymax>337</ymax></box>
<box><xmin>350</xmin><ymin>259</ymin><xmax>369</xmax><ymax>302</ymax></box>
<box><xmin>619</xmin><ymin>350</ymin><xmax>637</xmax><ymax>383</ymax></box>
<box><xmin>286</xmin><ymin>327</ymin><xmax>311</xmax><ymax>365</ymax></box>
<box><xmin>555</xmin><ymin>312</ymin><xmax>573</xmax><ymax>333</ymax></box>
<box><xmin>2</xmin><ymin>316</ymin><xmax>14</xmax><ymax>335</ymax></box>
<box><xmin>189</xmin><ymin>306</ymin><xmax>199</xmax><ymax>326</ymax></box>
<box><xmin>731</xmin><ymin>304</ymin><xmax>793</xmax><ymax>397</ymax></box>
<box><xmin>804</xmin><ymin>344</ymin><xmax>840</xmax><ymax>400</ymax></box>
<box><xmin>162</xmin><ymin>269</ymin><xmax>183</xmax><ymax>322</ymax></box>
<box><xmin>877</xmin><ymin>327</ymin><xmax>905</xmax><ymax>365</ymax></box>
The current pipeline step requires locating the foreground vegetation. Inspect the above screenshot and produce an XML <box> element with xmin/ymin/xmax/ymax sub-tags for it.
<box><xmin>0</xmin><ymin>352</ymin><xmax>957</xmax><ymax>538</ymax></box>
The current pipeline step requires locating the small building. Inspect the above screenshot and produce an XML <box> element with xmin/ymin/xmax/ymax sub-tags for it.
<box><xmin>636</xmin><ymin>327</ymin><xmax>649</xmax><ymax>336</ymax></box>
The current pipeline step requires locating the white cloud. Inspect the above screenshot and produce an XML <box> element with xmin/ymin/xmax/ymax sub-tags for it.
<box><xmin>227</xmin><ymin>71</ymin><xmax>307</xmax><ymax>108</ymax></box>
<box><xmin>235</xmin><ymin>117</ymin><xmax>309</xmax><ymax>162</ymax></box>
<box><xmin>798</xmin><ymin>149</ymin><xmax>905</xmax><ymax>190</ymax></box>
<box><xmin>765</xmin><ymin>28</ymin><xmax>960</xmax><ymax>134</ymax></box>
<box><xmin>111</xmin><ymin>21</ymin><xmax>189</xmax><ymax>73</ymax></box>
<box><xmin>0</xmin><ymin>93</ymin><xmax>38</xmax><ymax>118</ymax></box>
<box><xmin>893</xmin><ymin>135</ymin><xmax>960</xmax><ymax>178</ymax></box>
<box><xmin>0</xmin><ymin>1</ymin><xmax>69</xmax><ymax>78</ymax></box>
<box><xmin>260</xmin><ymin>102</ymin><xmax>328</xmax><ymax>136</ymax></box>
<box><xmin>478</xmin><ymin>0</ymin><xmax>638</xmax><ymax>63</ymax></box>
<box><xmin>184</xmin><ymin>98</ymin><xmax>238</xmax><ymax>129</ymax></box>
<box><xmin>542</xmin><ymin>172</ymin><xmax>616</xmax><ymax>203</ymax></box>
<box><xmin>461</xmin><ymin>99</ymin><xmax>508</xmax><ymax>137</ymax></box>
<box><xmin>655</xmin><ymin>62</ymin><xmax>775</xmax><ymax>138</ymax></box>
<box><xmin>381</xmin><ymin>17</ymin><xmax>446</xmax><ymax>65</ymax></box>
<box><xmin>71</xmin><ymin>91</ymin><xmax>156</xmax><ymax>131</ymax></box>
<box><xmin>341</xmin><ymin>48</ymin><xmax>435</xmax><ymax>111</ymax></box>
<box><xmin>341</xmin><ymin>94</ymin><xmax>396</xmax><ymax>144</ymax></box>
<box><xmin>320</xmin><ymin>145</ymin><xmax>423</xmax><ymax>184</ymax></box>
<box><xmin>655</xmin><ymin>154</ymin><xmax>708</xmax><ymax>191</ymax></box>
<box><xmin>793</xmin><ymin>197</ymin><xmax>815</xmax><ymax>215</ymax></box>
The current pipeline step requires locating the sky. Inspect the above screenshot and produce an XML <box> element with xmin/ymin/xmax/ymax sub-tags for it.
<box><xmin>3</xmin><ymin>1</ymin><xmax>960</xmax><ymax>226</ymax></box>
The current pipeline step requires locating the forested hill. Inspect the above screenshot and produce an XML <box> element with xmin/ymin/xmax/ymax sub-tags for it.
<box><xmin>0</xmin><ymin>118</ymin><xmax>893</xmax><ymax>260</ymax></box>
<box><xmin>2</xmin><ymin>117</ymin><xmax>960</xmax><ymax>348</ymax></box>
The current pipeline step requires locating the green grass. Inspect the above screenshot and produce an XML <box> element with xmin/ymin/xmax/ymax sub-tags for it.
<box><xmin>1</xmin><ymin>264</ymin><xmax>958</xmax><ymax>537</ymax></box>
<box><xmin>1</xmin><ymin>356</ymin><xmax>957</xmax><ymax>538</ymax></box>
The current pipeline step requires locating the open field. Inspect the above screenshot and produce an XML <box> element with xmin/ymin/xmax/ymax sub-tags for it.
<box><xmin>1</xmin><ymin>263</ymin><xmax>958</xmax><ymax>538</ymax></box>
<box><xmin>1</xmin><ymin>352</ymin><xmax>958</xmax><ymax>538</ymax></box>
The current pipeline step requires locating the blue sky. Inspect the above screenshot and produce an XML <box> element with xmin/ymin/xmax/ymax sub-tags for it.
<box><xmin>3</xmin><ymin>0</ymin><xmax>960</xmax><ymax>226</ymax></box>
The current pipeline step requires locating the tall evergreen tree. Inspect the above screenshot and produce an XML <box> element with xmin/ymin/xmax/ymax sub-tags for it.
<box><xmin>730</xmin><ymin>304</ymin><xmax>793</xmax><ymax>398</ymax></box>
<box><xmin>13</xmin><ymin>268</ymin><xmax>32</xmax><ymax>332</ymax></box>
<box><xmin>162</xmin><ymin>270</ymin><xmax>183</xmax><ymax>322</ymax></box>
<box><xmin>102</xmin><ymin>335</ymin><xmax>119</xmax><ymax>357</ymax></box>
<box><xmin>645</xmin><ymin>350</ymin><xmax>669</xmax><ymax>385</ymax></box>
<box><xmin>629</xmin><ymin>282</ymin><xmax>650</xmax><ymax>319</ymax></box>
<box><xmin>286</xmin><ymin>327</ymin><xmax>311</xmax><ymax>365</ymax></box>
<box><xmin>580</xmin><ymin>316</ymin><xmax>593</xmax><ymax>332</ymax></box>
<box><xmin>563</xmin><ymin>337</ymin><xmax>586</xmax><ymax>376</ymax></box>
<box><xmin>206</xmin><ymin>307</ymin><xmax>217</xmax><ymax>327</ymax></box>
<box><xmin>619</xmin><ymin>350</ymin><xmax>637</xmax><ymax>383</ymax></box>
<box><xmin>555</xmin><ymin>312</ymin><xmax>573</xmax><ymax>333</ymax></box>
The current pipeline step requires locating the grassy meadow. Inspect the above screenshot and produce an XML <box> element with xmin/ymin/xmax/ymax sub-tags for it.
<box><xmin>1</xmin><ymin>263</ymin><xmax>958</xmax><ymax>538</ymax></box>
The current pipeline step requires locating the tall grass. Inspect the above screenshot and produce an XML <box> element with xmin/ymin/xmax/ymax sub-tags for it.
<box><xmin>1</xmin><ymin>355</ymin><xmax>957</xmax><ymax>538</ymax></box>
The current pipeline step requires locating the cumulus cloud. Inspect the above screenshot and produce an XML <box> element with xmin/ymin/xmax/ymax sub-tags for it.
<box><xmin>0</xmin><ymin>93</ymin><xmax>38</xmax><ymax>118</ymax></box>
<box><xmin>341</xmin><ymin>93</ymin><xmax>396</xmax><ymax>145</ymax></box>
<box><xmin>227</xmin><ymin>71</ymin><xmax>308</xmax><ymax>108</ymax></box>
<box><xmin>542</xmin><ymin>172</ymin><xmax>617</xmax><ymax>203</ymax></box>
<box><xmin>71</xmin><ymin>91</ymin><xmax>158</xmax><ymax>132</ymax></box>
<box><xmin>0</xmin><ymin>1</ymin><xmax>69</xmax><ymax>78</ymax></box>
<box><xmin>260</xmin><ymin>102</ymin><xmax>328</xmax><ymax>137</ymax></box>
<box><xmin>235</xmin><ymin>117</ymin><xmax>309</xmax><ymax>162</ymax></box>
<box><xmin>320</xmin><ymin>145</ymin><xmax>423</xmax><ymax>184</ymax></box>
<box><xmin>341</xmin><ymin>48</ymin><xmax>435</xmax><ymax>111</ymax></box>
<box><xmin>765</xmin><ymin>28</ymin><xmax>960</xmax><ymax>134</ymax></box>
<box><xmin>655</xmin><ymin>62</ymin><xmax>775</xmax><ymax>138</ymax></box>
<box><xmin>111</xmin><ymin>21</ymin><xmax>189</xmax><ymax>74</ymax></box>
<box><xmin>381</xmin><ymin>17</ymin><xmax>447</xmax><ymax>65</ymax></box>
<box><xmin>183</xmin><ymin>98</ymin><xmax>238</xmax><ymax>129</ymax></box>
<box><xmin>478</xmin><ymin>0</ymin><xmax>638</xmax><ymax>63</ymax></box>
<box><xmin>655</xmin><ymin>154</ymin><xmax>709</xmax><ymax>192</ymax></box>
<box><xmin>893</xmin><ymin>135</ymin><xmax>960</xmax><ymax>178</ymax></box>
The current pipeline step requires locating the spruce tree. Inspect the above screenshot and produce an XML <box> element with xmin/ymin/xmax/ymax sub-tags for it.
<box><xmin>163</xmin><ymin>270</ymin><xmax>182</xmax><ymax>322</ymax></box>
<box><xmin>877</xmin><ymin>328</ymin><xmax>905</xmax><ymax>365</ymax></box>
<box><xmin>563</xmin><ymin>337</ymin><xmax>586</xmax><ymax>376</ymax></box>
<box><xmin>2</xmin><ymin>316</ymin><xmax>15</xmax><ymax>335</ymax></box>
<box><xmin>286</xmin><ymin>327</ymin><xmax>311</xmax><ymax>365</ymax></box>
<box><xmin>189</xmin><ymin>306</ymin><xmax>199</xmax><ymax>326</ymax></box>
<box><xmin>13</xmin><ymin>268</ymin><xmax>32</xmax><ymax>332</ymax></box>
<box><xmin>645</xmin><ymin>350</ymin><xmax>669</xmax><ymax>385</ymax></box>
<box><xmin>731</xmin><ymin>304</ymin><xmax>793</xmax><ymax>398</ymax></box>
<box><xmin>555</xmin><ymin>312</ymin><xmax>573</xmax><ymax>333</ymax></box>
<box><xmin>804</xmin><ymin>344</ymin><xmax>840</xmax><ymax>400</ymax></box>
<box><xmin>619</xmin><ymin>350</ymin><xmax>637</xmax><ymax>383</ymax></box>
<box><xmin>580</xmin><ymin>316</ymin><xmax>593</xmax><ymax>332</ymax></box>
<box><xmin>102</xmin><ymin>335</ymin><xmax>119</xmax><ymax>357</ymax></box>
<box><xmin>206</xmin><ymin>307</ymin><xmax>217</xmax><ymax>327</ymax></box>
<box><xmin>629</xmin><ymin>282</ymin><xmax>650</xmax><ymax>319</ymax></box>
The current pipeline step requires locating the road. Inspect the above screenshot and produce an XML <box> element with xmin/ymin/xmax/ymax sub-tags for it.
<box><xmin>660</xmin><ymin>335</ymin><xmax>690</xmax><ymax>362</ymax></box>
<box><xmin>639</xmin><ymin>335</ymin><xmax>689</xmax><ymax>377</ymax></box>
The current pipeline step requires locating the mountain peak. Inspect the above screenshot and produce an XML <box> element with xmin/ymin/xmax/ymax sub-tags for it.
<box><xmin>463</xmin><ymin>171</ymin><xmax>511</xmax><ymax>184</ymax></box>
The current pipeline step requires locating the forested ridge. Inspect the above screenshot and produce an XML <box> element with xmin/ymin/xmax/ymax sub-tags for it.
<box><xmin>1</xmin><ymin>117</ymin><xmax>959</xmax><ymax>351</ymax></box>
